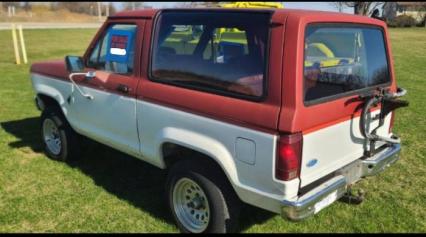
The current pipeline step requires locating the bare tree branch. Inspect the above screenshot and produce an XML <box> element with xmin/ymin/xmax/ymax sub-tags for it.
<box><xmin>329</xmin><ymin>2</ymin><xmax>345</xmax><ymax>12</ymax></box>
<box><xmin>341</xmin><ymin>2</ymin><xmax>384</xmax><ymax>15</ymax></box>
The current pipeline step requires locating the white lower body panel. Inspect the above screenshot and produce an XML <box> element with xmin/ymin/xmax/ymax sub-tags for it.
<box><xmin>31</xmin><ymin>73</ymin><xmax>300</xmax><ymax>214</ymax></box>
<box><xmin>301</xmin><ymin>110</ymin><xmax>392</xmax><ymax>187</ymax></box>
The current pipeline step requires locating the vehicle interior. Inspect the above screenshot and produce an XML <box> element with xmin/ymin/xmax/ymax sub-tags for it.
<box><xmin>152</xmin><ymin>12</ymin><xmax>269</xmax><ymax>97</ymax></box>
<box><xmin>303</xmin><ymin>28</ymin><xmax>369</xmax><ymax>102</ymax></box>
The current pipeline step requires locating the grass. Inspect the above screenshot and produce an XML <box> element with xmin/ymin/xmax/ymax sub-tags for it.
<box><xmin>0</xmin><ymin>8</ymin><xmax>101</xmax><ymax>23</ymax></box>
<box><xmin>0</xmin><ymin>27</ymin><xmax>425</xmax><ymax>233</ymax></box>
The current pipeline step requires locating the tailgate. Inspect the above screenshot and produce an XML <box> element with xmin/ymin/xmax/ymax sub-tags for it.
<box><xmin>298</xmin><ymin>23</ymin><xmax>395</xmax><ymax>187</ymax></box>
<box><xmin>300</xmin><ymin>110</ymin><xmax>393</xmax><ymax>187</ymax></box>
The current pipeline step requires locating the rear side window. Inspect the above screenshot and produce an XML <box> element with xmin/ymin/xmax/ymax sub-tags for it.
<box><xmin>151</xmin><ymin>11</ymin><xmax>271</xmax><ymax>99</ymax></box>
<box><xmin>304</xmin><ymin>24</ymin><xmax>390</xmax><ymax>103</ymax></box>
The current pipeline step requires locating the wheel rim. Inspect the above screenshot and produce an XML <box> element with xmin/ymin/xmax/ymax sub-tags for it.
<box><xmin>172</xmin><ymin>177</ymin><xmax>210</xmax><ymax>233</ymax></box>
<box><xmin>42</xmin><ymin>118</ymin><xmax>61</xmax><ymax>156</ymax></box>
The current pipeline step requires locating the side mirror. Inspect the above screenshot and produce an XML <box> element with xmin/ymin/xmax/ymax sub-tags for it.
<box><xmin>65</xmin><ymin>56</ymin><xmax>84</xmax><ymax>72</ymax></box>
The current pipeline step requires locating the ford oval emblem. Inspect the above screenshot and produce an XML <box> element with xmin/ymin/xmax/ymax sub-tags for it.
<box><xmin>307</xmin><ymin>159</ymin><xmax>318</xmax><ymax>168</ymax></box>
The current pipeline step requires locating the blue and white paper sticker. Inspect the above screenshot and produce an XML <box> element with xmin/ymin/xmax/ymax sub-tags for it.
<box><xmin>105</xmin><ymin>28</ymin><xmax>135</xmax><ymax>63</ymax></box>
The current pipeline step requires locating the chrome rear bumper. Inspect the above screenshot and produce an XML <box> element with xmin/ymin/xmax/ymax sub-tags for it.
<box><xmin>361</xmin><ymin>143</ymin><xmax>401</xmax><ymax>177</ymax></box>
<box><xmin>281</xmin><ymin>143</ymin><xmax>401</xmax><ymax>221</ymax></box>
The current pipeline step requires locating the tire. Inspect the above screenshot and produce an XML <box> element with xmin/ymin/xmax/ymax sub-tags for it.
<box><xmin>40</xmin><ymin>107</ymin><xmax>80</xmax><ymax>162</ymax></box>
<box><xmin>166</xmin><ymin>159</ymin><xmax>241</xmax><ymax>233</ymax></box>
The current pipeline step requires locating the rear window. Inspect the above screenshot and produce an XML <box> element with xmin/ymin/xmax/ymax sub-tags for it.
<box><xmin>150</xmin><ymin>11</ymin><xmax>271</xmax><ymax>99</ymax></box>
<box><xmin>304</xmin><ymin>24</ymin><xmax>390</xmax><ymax>103</ymax></box>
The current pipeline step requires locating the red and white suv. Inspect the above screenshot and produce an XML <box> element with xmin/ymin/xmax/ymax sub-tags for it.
<box><xmin>30</xmin><ymin>8</ymin><xmax>408</xmax><ymax>233</ymax></box>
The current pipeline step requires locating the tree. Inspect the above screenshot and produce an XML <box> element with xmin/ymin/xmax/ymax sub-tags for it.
<box><xmin>2</xmin><ymin>2</ymin><xmax>20</xmax><ymax>10</ymax></box>
<box><xmin>330</xmin><ymin>2</ymin><xmax>345</xmax><ymax>12</ymax></box>
<box><xmin>22</xmin><ymin>2</ymin><xmax>31</xmax><ymax>12</ymax></box>
<box><xmin>343</xmin><ymin>2</ymin><xmax>385</xmax><ymax>16</ymax></box>
<box><xmin>55</xmin><ymin>2</ymin><xmax>99</xmax><ymax>15</ymax></box>
<box><xmin>173</xmin><ymin>2</ymin><xmax>222</xmax><ymax>8</ymax></box>
<box><xmin>419</xmin><ymin>3</ymin><xmax>426</xmax><ymax>27</ymax></box>
<box><xmin>49</xmin><ymin>2</ymin><xmax>58</xmax><ymax>11</ymax></box>
<box><xmin>201</xmin><ymin>2</ymin><xmax>221</xmax><ymax>7</ymax></box>
<box><xmin>122</xmin><ymin>2</ymin><xmax>144</xmax><ymax>10</ymax></box>
<box><xmin>107</xmin><ymin>3</ymin><xmax>117</xmax><ymax>15</ymax></box>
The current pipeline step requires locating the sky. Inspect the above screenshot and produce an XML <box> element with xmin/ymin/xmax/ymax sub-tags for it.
<box><xmin>113</xmin><ymin>2</ymin><xmax>354</xmax><ymax>14</ymax></box>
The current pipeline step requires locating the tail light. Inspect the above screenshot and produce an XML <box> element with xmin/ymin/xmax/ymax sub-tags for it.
<box><xmin>275</xmin><ymin>132</ymin><xmax>303</xmax><ymax>181</ymax></box>
<box><xmin>389</xmin><ymin>111</ymin><xmax>395</xmax><ymax>133</ymax></box>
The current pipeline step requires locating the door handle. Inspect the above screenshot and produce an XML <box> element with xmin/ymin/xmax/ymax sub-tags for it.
<box><xmin>69</xmin><ymin>72</ymin><xmax>94</xmax><ymax>100</ymax></box>
<box><xmin>116</xmin><ymin>84</ymin><xmax>130</xmax><ymax>94</ymax></box>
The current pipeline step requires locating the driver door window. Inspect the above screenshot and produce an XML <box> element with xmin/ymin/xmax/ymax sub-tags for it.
<box><xmin>87</xmin><ymin>24</ymin><xmax>137</xmax><ymax>75</ymax></box>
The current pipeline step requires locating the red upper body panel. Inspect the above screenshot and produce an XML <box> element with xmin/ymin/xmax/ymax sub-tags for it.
<box><xmin>30</xmin><ymin>9</ymin><xmax>396</xmax><ymax>135</ymax></box>
<box><xmin>279</xmin><ymin>10</ymin><xmax>396</xmax><ymax>134</ymax></box>
<box><xmin>31</xmin><ymin>59</ymin><xmax>68</xmax><ymax>80</ymax></box>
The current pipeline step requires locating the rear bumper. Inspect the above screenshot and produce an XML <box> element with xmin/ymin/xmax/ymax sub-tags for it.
<box><xmin>361</xmin><ymin>143</ymin><xmax>401</xmax><ymax>177</ymax></box>
<box><xmin>281</xmin><ymin>143</ymin><xmax>401</xmax><ymax>221</ymax></box>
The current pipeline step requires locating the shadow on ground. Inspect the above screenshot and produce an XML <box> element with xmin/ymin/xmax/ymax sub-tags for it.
<box><xmin>1</xmin><ymin>116</ymin><xmax>276</xmax><ymax>232</ymax></box>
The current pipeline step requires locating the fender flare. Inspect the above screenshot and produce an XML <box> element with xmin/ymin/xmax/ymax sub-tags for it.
<box><xmin>34</xmin><ymin>83</ymin><xmax>69</xmax><ymax>116</ymax></box>
<box><xmin>155</xmin><ymin>127</ymin><xmax>240</xmax><ymax>188</ymax></box>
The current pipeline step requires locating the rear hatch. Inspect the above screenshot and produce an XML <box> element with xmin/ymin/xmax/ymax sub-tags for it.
<box><xmin>298</xmin><ymin>23</ymin><xmax>394</xmax><ymax>187</ymax></box>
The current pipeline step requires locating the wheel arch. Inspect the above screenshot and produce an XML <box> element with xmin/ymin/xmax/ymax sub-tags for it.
<box><xmin>37</xmin><ymin>93</ymin><xmax>61</xmax><ymax>111</ymax></box>
<box><xmin>157</xmin><ymin>128</ymin><xmax>241</xmax><ymax>199</ymax></box>
<box><xmin>35</xmin><ymin>93</ymin><xmax>74</xmax><ymax>130</ymax></box>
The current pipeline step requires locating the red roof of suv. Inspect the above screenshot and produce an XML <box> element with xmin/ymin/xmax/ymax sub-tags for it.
<box><xmin>110</xmin><ymin>8</ymin><xmax>384</xmax><ymax>26</ymax></box>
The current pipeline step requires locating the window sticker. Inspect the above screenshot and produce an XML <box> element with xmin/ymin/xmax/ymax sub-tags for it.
<box><xmin>110</xmin><ymin>35</ymin><xmax>128</xmax><ymax>55</ymax></box>
<box><xmin>105</xmin><ymin>28</ymin><xmax>135</xmax><ymax>63</ymax></box>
